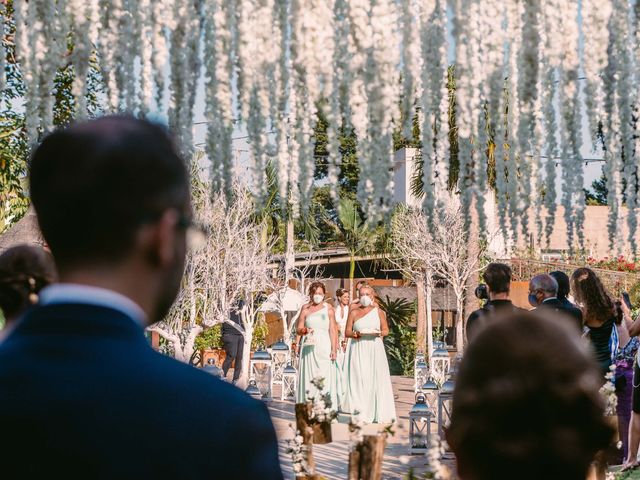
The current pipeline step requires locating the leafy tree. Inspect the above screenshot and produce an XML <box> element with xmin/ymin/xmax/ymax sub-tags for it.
<box><xmin>584</xmin><ymin>170</ymin><xmax>608</xmax><ymax>206</ymax></box>
<box><xmin>324</xmin><ymin>197</ymin><xmax>379</xmax><ymax>294</ymax></box>
<box><xmin>378</xmin><ymin>295</ymin><xmax>416</xmax><ymax>376</ymax></box>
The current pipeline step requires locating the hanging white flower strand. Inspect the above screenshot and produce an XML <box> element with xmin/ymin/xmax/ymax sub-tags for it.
<box><xmin>204</xmin><ymin>0</ymin><xmax>237</xmax><ymax>198</ymax></box>
<box><xmin>419</xmin><ymin>0</ymin><xmax>448</xmax><ymax>223</ymax></box>
<box><xmin>540</xmin><ymin>0</ymin><xmax>562</xmax><ymax>246</ymax></box>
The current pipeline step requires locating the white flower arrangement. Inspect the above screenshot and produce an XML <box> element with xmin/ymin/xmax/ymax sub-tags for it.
<box><xmin>285</xmin><ymin>424</ymin><xmax>310</xmax><ymax>477</ymax></box>
<box><xmin>305</xmin><ymin>377</ymin><xmax>338</xmax><ymax>425</ymax></box>
<box><xmin>600</xmin><ymin>364</ymin><xmax>618</xmax><ymax>417</ymax></box>
<box><xmin>425</xmin><ymin>433</ymin><xmax>451</xmax><ymax>480</ymax></box>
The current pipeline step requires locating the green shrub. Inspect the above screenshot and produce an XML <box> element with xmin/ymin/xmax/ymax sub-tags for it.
<box><xmin>379</xmin><ymin>295</ymin><xmax>417</xmax><ymax>376</ymax></box>
<box><xmin>252</xmin><ymin>313</ymin><xmax>269</xmax><ymax>350</ymax></box>
<box><xmin>194</xmin><ymin>324</ymin><xmax>223</xmax><ymax>350</ymax></box>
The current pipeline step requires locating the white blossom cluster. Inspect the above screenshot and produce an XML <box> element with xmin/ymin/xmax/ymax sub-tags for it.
<box><xmin>285</xmin><ymin>425</ymin><xmax>310</xmax><ymax>477</ymax></box>
<box><xmin>9</xmin><ymin>0</ymin><xmax>640</xmax><ymax>244</ymax></box>
<box><xmin>599</xmin><ymin>364</ymin><xmax>618</xmax><ymax>417</ymax></box>
<box><xmin>305</xmin><ymin>376</ymin><xmax>338</xmax><ymax>424</ymax></box>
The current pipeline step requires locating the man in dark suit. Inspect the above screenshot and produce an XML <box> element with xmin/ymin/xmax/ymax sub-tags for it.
<box><xmin>0</xmin><ymin>117</ymin><xmax>283</xmax><ymax>479</ymax></box>
<box><xmin>222</xmin><ymin>299</ymin><xmax>245</xmax><ymax>384</ymax></box>
<box><xmin>466</xmin><ymin>263</ymin><xmax>525</xmax><ymax>343</ymax></box>
<box><xmin>529</xmin><ymin>274</ymin><xmax>583</xmax><ymax>331</ymax></box>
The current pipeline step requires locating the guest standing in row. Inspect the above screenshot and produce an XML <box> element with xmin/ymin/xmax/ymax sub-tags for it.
<box><xmin>335</xmin><ymin>288</ymin><xmax>350</xmax><ymax>365</ymax></box>
<box><xmin>296</xmin><ymin>282</ymin><xmax>342</xmax><ymax>408</ymax></box>
<box><xmin>343</xmin><ymin>285</ymin><xmax>396</xmax><ymax>424</ymax></box>
<box><xmin>571</xmin><ymin>267</ymin><xmax>618</xmax><ymax>375</ymax></box>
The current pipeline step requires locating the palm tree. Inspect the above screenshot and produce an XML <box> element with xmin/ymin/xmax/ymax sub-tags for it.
<box><xmin>325</xmin><ymin>198</ymin><xmax>378</xmax><ymax>295</ymax></box>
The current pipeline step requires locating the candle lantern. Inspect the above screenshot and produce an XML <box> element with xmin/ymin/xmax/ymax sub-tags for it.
<box><xmin>431</xmin><ymin>344</ymin><xmax>451</xmax><ymax>386</ymax></box>
<box><xmin>420</xmin><ymin>377</ymin><xmax>440</xmax><ymax>411</ymax></box>
<box><xmin>250</xmin><ymin>348</ymin><xmax>273</xmax><ymax>400</ymax></box>
<box><xmin>414</xmin><ymin>353</ymin><xmax>429</xmax><ymax>393</ymax></box>
<box><xmin>270</xmin><ymin>339</ymin><xmax>290</xmax><ymax>388</ymax></box>
<box><xmin>245</xmin><ymin>378</ymin><xmax>263</xmax><ymax>400</ymax></box>
<box><xmin>281</xmin><ymin>363</ymin><xmax>297</xmax><ymax>401</ymax></box>
<box><xmin>437</xmin><ymin>375</ymin><xmax>455</xmax><ymax>439</ymax></box>
<box><xmin>202</xmin><ymin>358</ymin><xmax>223</xmax><ymax>379</ymax></box>
<box><xmin>409</xmin><ymin>392</ymin><xmax>433</xmax><ymax>454</ymax></box>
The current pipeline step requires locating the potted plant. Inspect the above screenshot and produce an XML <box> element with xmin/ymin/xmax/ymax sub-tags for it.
<box><xmin>195</xmin><ymin>324</ymin><xmax>224</xmax><ymax>367</ymax></box>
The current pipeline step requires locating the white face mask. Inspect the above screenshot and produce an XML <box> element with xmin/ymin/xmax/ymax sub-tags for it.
<box><xmin>360</xmin><ymin>295</ymin><xmax>372</xmax><ymax>307</ymax></box>
<box><xmin>313</xmin><ymin>294</ymin><xmax>324</xmax><ymax>305</ymax></box>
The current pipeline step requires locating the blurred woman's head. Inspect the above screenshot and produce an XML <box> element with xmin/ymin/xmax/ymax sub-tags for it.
<box><xmin>0</xmin><ymin>245</ymin><xmax>57</xmax><ymax>324</ymax></box>
<box><xmin>336</xmin><ymin>288</ymin><xmax>349</xmax><ymax>305</ymax></box>
<box><xmin>571</xmin><ymin>267</ymin><xmax>615</xmax><ymax>321</ymax></box>
<box><xmin>447</xmin><ymin>311</ymin><xmax>612</xmax><ymax>480</ymax></box>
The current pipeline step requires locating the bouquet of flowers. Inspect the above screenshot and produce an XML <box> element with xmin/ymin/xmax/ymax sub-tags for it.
<box><xmin>600</xmin><ymin>364</ymin><xmax>618</xmax><ymax>416</ymax></box>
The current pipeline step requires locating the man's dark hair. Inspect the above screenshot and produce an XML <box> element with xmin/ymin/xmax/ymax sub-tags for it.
<box><xmin>29</xmin><ymin>116</ymin><xmax>189</xmax><ymax>268</ymax></box>
<box><xmin>550</xmin><ymin>271</ymin><xmax>571</xmax><ymax>299</ymax></box>
<box><xmin>482</xmin><ymin>263</ymin><xmax>512</xmax><ymax>294</ymax></box>
<box><xmin>448</xmin><ymin>312</ymin><xmax>612</xmax><ymax>480</ymax></box>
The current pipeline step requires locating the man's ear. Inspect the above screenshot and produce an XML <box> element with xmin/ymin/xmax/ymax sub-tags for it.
<box><xmin>140</xmin><ymin>210</ymin><xmax>180</xmax><ymax>267</ymax></box>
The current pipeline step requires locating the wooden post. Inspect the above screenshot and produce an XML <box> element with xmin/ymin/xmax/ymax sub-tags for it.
<box><xmin>348</xmin><ymin>434</ymin><xmax>387</xmax><ymax>480</ymax></box>
<box><xmin>415</xmin><ymin>276</ymin><xmax>427</xmax><ymax>355</ymax></box>
<box><xmin>295</xmin><ymin>403</ymin><xmax>316</xmax><ymax>477</ymax></box>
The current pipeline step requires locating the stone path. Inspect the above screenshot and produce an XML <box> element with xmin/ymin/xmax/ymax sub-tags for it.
<box><xmin>268</xmin><ymin>376</ymin><xmax>439</xmax><ymax>480</ymax></box>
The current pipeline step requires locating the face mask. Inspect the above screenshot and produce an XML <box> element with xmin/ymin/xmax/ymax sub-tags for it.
<box><xmin>360</xmin><ymin>295</ymin><xmax>372</xmax><ymax>307</ymax></box>
<box><xmin>528</xmin><ymin>293</ymin><xmax>538</xmax><ymax>307</ymax></box>
<box><xmin>313</xmin><ymin>294</ymin><xmax>324</xmax><ymax>305</ymax></box>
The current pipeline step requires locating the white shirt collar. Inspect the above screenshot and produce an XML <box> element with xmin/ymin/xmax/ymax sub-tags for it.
<box><xmin>542</xmin><ymin>297</ymin><xmax>558</xmax><ymax>304</ymax></box>
<box><xmin>39</xmin><ymin>284</ymin><xmax>147</xmax><ymax>326</ymax></box>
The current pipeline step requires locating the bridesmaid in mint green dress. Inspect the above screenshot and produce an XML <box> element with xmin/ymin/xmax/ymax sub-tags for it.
<box><xmin>343</xmin><ymin>285</ymin><xmax>396</xmax><ymax>424</ymax></box>
<box><xmin>296</xmin><ymin>282</ymin><xmax>342</xmax><ymax>409</ymax></box>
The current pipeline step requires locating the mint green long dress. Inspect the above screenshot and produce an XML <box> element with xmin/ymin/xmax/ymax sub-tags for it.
<box><xmin>296</xmin><ymin>304</ymin><xmax>342</xmax><ymax>410</ymax></box>
<box><xmin>342</xmin><ymin>307</ymin><xmax>396</xmax><ymax>424</ymax></box>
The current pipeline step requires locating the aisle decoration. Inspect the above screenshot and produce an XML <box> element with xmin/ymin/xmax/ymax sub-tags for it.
<box><xmin>8</xmin><ymin>0</ymin><xmax>639</xmax><ymax>247</ymax></box>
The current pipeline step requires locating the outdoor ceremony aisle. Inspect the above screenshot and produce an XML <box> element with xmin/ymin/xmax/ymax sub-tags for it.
<box><xmin>268</xmin><ymin>376</ymin><xmax>439</xmax><ymax>479</ymax></box>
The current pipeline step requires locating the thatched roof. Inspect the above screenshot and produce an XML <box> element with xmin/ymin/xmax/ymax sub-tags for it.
<box><xmin>0</xmin><ymin>209</ymin><xmax>46</xmax><ymax>253</ymax></box>
<box><xmin>374</xmin><ymin>285</ymin><xmax>457</xmax><ymax>311</ymax></box>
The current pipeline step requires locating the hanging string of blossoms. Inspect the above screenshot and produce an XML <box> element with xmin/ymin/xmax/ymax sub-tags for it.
<box><xmin>0</xmin><ymin>3</ymin><xmax>5</xmax><ymax>95</ymax></box>
<box><xmin>582</xmin><ymin>0</ymin><xmax>612</xmax><ymax>146</ymax></box>
<box><xmin>558</xmin><ymin>0</ymin><xmax>583</xmax><ymax>250</ymax></box>
<box><xmin>66</xmin><ymin>0</ymin><xmax>95</xmax><ymax>119</ymax></box>
<box><xmin>350</xmin><ymin>0</ymin><xmax>400</xmax><ymax>221</ymax></box>
<box><xmin>137</xmin><ymin>0</ymin><xmax>154</xmax><ymax>117</ymax></box>
<box><xmin>485</xmin><ymin>2</ymin><xmax>508</xmax><ymax>240</ymax></box>
<box><xmin>540</xmin><ymin>0</ymin><xmax>562</xmax><ymax>246</ymax></box>
<box><xmin>515</xmin><ymin>0</ymin><xmax>541</xmax><ymax>241</ymax></box>
<box><xmin>621</xmin><ymin>2</ymin><xmax>638</xmax><ymax>255</ymax></box>
<box><xmin>399</xmin><ymin>0</ymin><xmax>419</xmax><ymax>139</ymax></box>
<box><xmin>274</xmin><ymin>0</ymin><xmax>291</xmax><ymax>209</ymax></box>
<box><xmin>325</xmin><ymin>0</ymin><xmax>351</xmax><ymax>202</ymax></box>
<box><xmin>204</xmin><ymin>0</ymin><xmax>236</xmax><ymax>199</ymax></box>
<box><xmin>452</xmin><ymin>0</ymin><xmax>477</xmax><ymax>231</ymax></box>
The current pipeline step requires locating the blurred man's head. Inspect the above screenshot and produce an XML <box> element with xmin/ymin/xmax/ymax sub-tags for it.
<box><xmin>29</xmin><ymin>116</ymin><xmax>190</xmax><ymax>324</ymax></box>
<box><xmin>482</xmin><ymin>263</ymin><xmax>512</xmax><ymax>299</ymax></box>
<box><xmin>549</xmin><ymin>271</ymin><xmax>571</xmax><ymax>300</ymax></box>
<box><xmin>528</xmin><ymin>274</ymin><xmax>558</xmax><ymax>307</ymax></box>
<box><xmin>447</xmin><ymin>312</ymin><xmax>611</xmax><ymax>480</ymax></box>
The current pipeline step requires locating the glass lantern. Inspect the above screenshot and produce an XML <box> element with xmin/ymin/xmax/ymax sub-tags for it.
<box><xmin>202</xmin><ymin>358</ymin><xmax>223</xmax><ymax>379</ymax></box>
<box><xmin>245</xmin><ymin>378</ymin><xmax>263</xmax><ymax>400</ymax></box>
<box><xmin>409</xmin><ymin>392</ymin><xmax>433</xmax><ymax>454</ymax></box>
<box><xmin>437</xmin><ymin>374</ymin><xmax>455</xmax><ymax>440</ymax></box>
<box><xmin>414</xmin><ymin>353</ymin><xmax>429</xmax><ymax>393</ymax></box>
<box><xmin>250</xmin><ymin>348</ymin><xmax>273</xmax><ymax>400</ymax></box>
<box><xmin>420</xmin><ymin>377</ymin><xmax>440</xmax><ymax>411</ymax></box>
<box><xmin>270</xmin><ymin>339</ymin><xmax>290</xmax><ymax>389</ymax></box>
<box><xmin>431</xmin><ymin>344</ymin><xmax>451</xmax><ymax>387</ymax></box>
<box><xmin>281</xmin><ymin>363</ymin><xmax>297</xmax><ymax>401</ymax></box>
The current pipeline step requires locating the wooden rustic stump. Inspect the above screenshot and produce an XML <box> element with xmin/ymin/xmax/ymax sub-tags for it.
<box><xmin>348</xmin><ymin>434</ymin><xmax>387</xmax><ymax>480</ymax></box>
<box><xmin>295</xmin><ymin>403</ymin><xmax>332</xmax><ymax>444</ymax></box>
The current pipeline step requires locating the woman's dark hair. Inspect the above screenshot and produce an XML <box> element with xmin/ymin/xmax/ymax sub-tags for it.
<box><xmin>0</xmin><ymin>245</ymin><xmax>57</xmax><ymax>320</ymax></box>
<box><xmin>447</xmin><ymin>312</ymin><xmax>612</xmax><ymax>480</ymax></box>
<box><xmin>308</xmin><ymin>281</ymin><xmax>326</xmax><ymax>296</ymax></box>
<box><xmin>571</xmin><ymin>267</ymin><xmax>615</xmax><ymax>322</ymax></box>
<box><xmin>550</xmin><ymin>271</ymin><xmax>571</xmax><ymax>299</ymax></box>
<box><xmin>482</xmin><ymin>263</ymin><xmax>512</xmax><ymax>294</ymax></box>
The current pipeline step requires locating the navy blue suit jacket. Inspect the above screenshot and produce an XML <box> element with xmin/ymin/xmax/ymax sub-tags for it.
<box><xmin>0</xmin><ymin>303</ymin><xmax>283</xmax><ymax>479</ymax></box>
